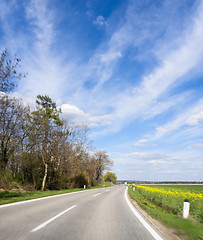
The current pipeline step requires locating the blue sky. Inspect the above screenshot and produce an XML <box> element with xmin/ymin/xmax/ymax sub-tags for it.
<box><xmin>1</xmin><ymin>0</ymin><xmax>203</xmax><ymax>181</ymax></box>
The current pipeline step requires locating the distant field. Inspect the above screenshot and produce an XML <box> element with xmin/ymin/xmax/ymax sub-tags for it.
<box><xmin>129</xmin><ymin>184</ymin><xmax>203</xmax><ymax>240</ymax></box>
<box><xmin>145</xmin><ymin>184</ymin><xmax>203</xmax><ymax>193</ymax></box>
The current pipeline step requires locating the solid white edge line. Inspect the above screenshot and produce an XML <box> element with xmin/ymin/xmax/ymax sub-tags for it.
<box><xmin>0</xmin><ymin>188</ymin><xmax>105</xmax><ymax>209</ymax></box>
<box><xmin>125</xmin><ymin>187</ymin><xmax>164</xmax><ymax>240</ymax></box>
<box><xmin>31</xmin><ymin>205</ymin><xmax>76</xmax><ymax>232</ymax></box>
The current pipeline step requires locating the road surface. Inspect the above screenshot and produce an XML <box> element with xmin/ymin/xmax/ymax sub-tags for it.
<box><xmin>0</xmin><ymin>185</ymin><xmax>166</xmax><ymax>240</ymax></box>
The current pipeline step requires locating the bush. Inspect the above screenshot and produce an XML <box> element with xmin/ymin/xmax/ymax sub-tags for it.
<box><xmin>73</xmin><ymin>174</ymin><xmax>88</xmax><ymax>188</ymax></box>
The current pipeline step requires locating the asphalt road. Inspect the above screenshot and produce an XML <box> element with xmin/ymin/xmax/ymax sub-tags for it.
<box><xmin>0</xmin><ymin>186</ymin><xmax>166</xmax><ymax>240</ymax></box>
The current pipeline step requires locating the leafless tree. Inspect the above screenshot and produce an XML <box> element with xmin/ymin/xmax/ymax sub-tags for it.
<box><xmin>0</xmin><ymin>49</ymin><xmax>25</xmax><ymax>92</ymax></box>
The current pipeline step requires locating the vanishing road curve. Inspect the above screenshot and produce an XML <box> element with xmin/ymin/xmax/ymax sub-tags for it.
<box><xmin>0</xmin><ymin>185</ymin><xmax>166</xmax><ymax>240</ymax></box>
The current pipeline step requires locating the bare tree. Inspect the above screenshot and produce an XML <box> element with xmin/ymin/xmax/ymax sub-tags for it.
<box><xmin>87</xmin><ymin>151</ymin><xmax>113</xmax><ymax>184</ymax></box>
<box><xmin>0</xmin><ymin>49</ymin><xmax>25</xmax><ymax>92</ymax></box>
<box><xmin>0</xmin><ymin>95</ymin><xmax>28</xmax><ymax>170</ymax></box>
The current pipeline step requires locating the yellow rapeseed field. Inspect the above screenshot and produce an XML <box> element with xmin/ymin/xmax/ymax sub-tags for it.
<box><xmin>132</xmin><ymin>185</ymin><xmax>203</xmax><ymax>222</ymax></box>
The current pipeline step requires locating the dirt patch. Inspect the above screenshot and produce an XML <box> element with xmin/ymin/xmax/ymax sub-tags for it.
<box><xmin>128</xmin><ymin>193</ymin><xmax>181</xmax><ymax>240</ymax></box>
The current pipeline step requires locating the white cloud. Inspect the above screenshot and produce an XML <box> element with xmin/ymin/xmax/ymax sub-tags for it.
<box><xmin>126</xmin><ymin>152</ymin><xmax>167</xmax><ymax>161</ymax></box>
<box><xmin>134</xmin><ymin>139</ymin><xmax>148</xmax><ymax>146</ymax></box>
<box><xmin>92</xmin><ymin>1</ymin><xmax>203</xmax><ymax>135</ymax></box>
<box><xmin>11</xmin><ymin>0</ymin><xmax>203</xmax><ymax>139</ymax></box>
<box><xmin>100</xmin><ymin>51</ymin><xmax>122</xmax><ymax>63</ymax></box>
<box><xmin>61</xmin><ymin>103</ymin><xmax>113</xmax><ymax>127</ymax></box>
<box><xmin>25</xmin><ymin>0</ymin><xmax>54</xmax><ymax>53</ymax></box>
<box><xmin>191</xmin><ymin>143</ymin><xmax>203</xmax><ymax>149</ymax></box>
<box><xmin>146</xmin><ymin>160</ymin><xmax>166</xmax><ymax>164</ymax></box>
<box><xmin>159</xmin><ymin>170</ymin><xmax>180</xmax><ymax>174</ymax></box>
<box><xmin>153</xmin><ymin>99</ymin><xmax>203</xmax><ymax>140</ymax></box>
<box><xmin>61</xmin><ymin>104</ymin><xmax>87</xmax><ymax>122</ymax></box>
<box><xmin>142</xmin><ymin>93</ymin><xmax>191</xmax><ymax>120</ymax></box>
<box><xmin>89</xmin><ymin>114</ymin><xmax>113</xmax><ymax>127</ymax></box>
<box><xmin>93</xmin><ymin>16</ymin><xmax>107</xmax><ymax>27</ymax></box>
<box><xmin>156</xmin><ymin>127</ymin><xmax>168</xmax><ymax>133</ymax></box>
<box><xmin>0</xmin><ymin>0</ymin><xmax>13</xmax><ymax>21</ymax></box>
<box><xmin>86</xmin><ymin>3</ymin><xmax>140</xmax><ymax>90</ymax></box>
<box><xmin>112</xmin><ymin>150</ymin><xmax>203</xmax><ymax>180</ymax></box>
<box><xmin>186</xmin><ymin>111</ymin><xmax>203</xmax><ymax>125</ymax></box>
<box><xmin>14</xmin><ymin>0</ymin><xmax>82</xmax><ymax>100</ymax></box>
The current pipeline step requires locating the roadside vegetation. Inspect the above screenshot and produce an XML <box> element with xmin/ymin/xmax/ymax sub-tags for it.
<box><xmin>0</xmin><ymin>188</ymin><xmax>83</xmax><ymax>205</ymax></box>
<box><xmin>0</xmin><ymin>49</ymin><xmax>114</xmax><ymax>191</ymax></box>
<box><xmin>128</xmin><ymin>185</ymin><xmax>203</xmax><ymax>240</ymax></box>
<box><xmin>0</xmin><ymin>184</ymin><xmax>111</xmax><ymax>205</ymax></box>
<box><xmin>102</xmin><ymin>172</ymin><xmax>117</xmax><ymax>184</ymax></box>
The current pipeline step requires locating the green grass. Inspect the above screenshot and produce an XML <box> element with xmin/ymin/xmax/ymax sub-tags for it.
<box><xmin>0</xmin><ymin>185</ymin><xmax>110</xmax><ymax>205</ymax></box>
<box><xmin>0</xmin><ymin>189</ymin><xmax>83</xmax><ymax>205</ymax></box>
<box><xmin>128</xmin><ymin>186</ymin><xmax>203</xmax><ymax>240</ymax></box>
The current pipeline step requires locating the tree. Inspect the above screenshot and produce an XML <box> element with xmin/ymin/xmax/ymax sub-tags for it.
<box><xmin>90</xmin><ymin>151</ymin><xmax>113</xmax><ymax>183</ymax></box>
<box><xmin>29</xmin><ymin>95</ymin><xmax>63</xmax><ymax>190</ymax></box>
<box><xmin>0</xmin><ymin>49</ymin><xmax>27</xmax><ymax>188</ymax></box>
<box><xmin>0</xmin><ymin>49</ymin><xmax>25</xmax><ymax>92</ymax></box>
<box><xmin>103</xmin><ymin>172</ymin><xmax>117</xmax><ymax>184</ymax></box>
<box><xmin>0</xmin><ymin>50</ymin><xmax>115</xmax><ymax>190</ymax></box>
<box><xmin>0</xmin><ymin>95</ymin><xmax>28</xmax><ymax>170</ymax></box>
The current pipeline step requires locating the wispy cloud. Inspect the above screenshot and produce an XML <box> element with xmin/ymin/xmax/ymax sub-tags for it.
<box><xmin>112</xmin><ymin>150</ymin><xmax>203</xmax><ymax>180</ymax></box>
<box><xmin>25</xmin><ymin>0</ymin><xmax>54</xmax><ymax>53</ymax></box>
<box><xmin>0</xmin><ymin>0</ymin><xmax>13</xmax><ymax>21</ymax></box>
<box><xmin>0</xmin><ymin>0</ymin><xmax>24</xmax><ymax>52</ymax></box>
<box><xmin>190</xmin><ymin>143</ymin><xmax>203</xmax><ymax>149</ymax></box>
<box><xmin>153</xmin><ymin>99</ymin><xmax>203</xmax><ymax>139</ymax></box>
<box><xmin>146</xmin><ymin>160</ymin><xmax>167</xmax><ymax>165</ymax></box>
<box><xmin>92</xmin><ymin>1</ymin><xmax>203</xmax><ymax>135</ymax></box>
<box><xmin>134</xmin><ymin>139</ymin><xmax>148</xmax><ymax>146</ymax></box>
<box><xmin>93</xmin><ymin>16</ymin><xmax>107</xmax><ymax>28</ymax></box>
<box><xmin>186</xmin><ymin>111</ymin><xmax>203</xmax><ymax>125</ymax></box>
<box><xmin>2</xmin><ymin>0</ymin><xmax>203</xmax><ymax>133</ymax></box>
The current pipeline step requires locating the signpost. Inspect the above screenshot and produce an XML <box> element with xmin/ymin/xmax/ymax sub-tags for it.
<box><xmin>183</xmin><ymin>199</ymin><xmax>190</xmax><ymax>219</ymax></box>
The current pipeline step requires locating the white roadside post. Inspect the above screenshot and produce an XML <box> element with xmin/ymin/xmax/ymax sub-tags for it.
<box><xmin>133</xmin><ymin>187</ymin><xmax>135</xmax><ymax>191</ymax></box>
<box><xmin>183</xmin><ymin>199</ymin><xmax>190</xmax><ymax>219</ymax></box>
<box><xmin>84</xmin><ymin>185</ymin><xmax>86</xmax><ymax>189</ymax></box>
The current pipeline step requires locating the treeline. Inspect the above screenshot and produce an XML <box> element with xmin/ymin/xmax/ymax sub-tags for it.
<box><xmin>0</xmin><ymin>49</ymin><xmax>112</xmax><ymax>190</ymax></box>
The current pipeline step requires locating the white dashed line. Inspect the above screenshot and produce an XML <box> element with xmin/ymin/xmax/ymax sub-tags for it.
<box><xmin>31</xmin><ymin>205</ymin><xmax>76</xmax><ymax>232</ymax></box>
<box><xmin>93</xmin><ymin>193</ymin><xmax>101</xmax><ymax>197</ymax></box>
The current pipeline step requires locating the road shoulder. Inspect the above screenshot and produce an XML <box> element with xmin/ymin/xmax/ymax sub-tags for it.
<box><xmin>127</xmin><ymin>191</ymin><xmax>181</xmax><ymax>240</ymax></box>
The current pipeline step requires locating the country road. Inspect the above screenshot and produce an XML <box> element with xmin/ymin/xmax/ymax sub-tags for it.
<box><xmin>0</xmin><ymin>186</ymin><xmax>166</xmax><ymax>240</ymax></box>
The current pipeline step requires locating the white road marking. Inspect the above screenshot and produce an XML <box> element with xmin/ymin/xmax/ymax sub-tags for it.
<box><xmin>93</xmin><ymin>193</ymin><xmax>101</xmax><ymax>197</ymax></box>
<box><xmin>0</xmin><ymin>187</ymin><xmax>114</xmax><ymax>209</ymax></box>
<box><xmin>0</xmin><ymin>189</ymin><xmax>98</xmax><ymax>209</ymax></box>
<box><xmin>31</xmin><ymin>205</ymin><xmax>76</xmax><ymax>232</ymax></box>
<box><xmin>125</xmin><ymin>187</ymin><xmax>164</xmax><ymax>240</ymax></box>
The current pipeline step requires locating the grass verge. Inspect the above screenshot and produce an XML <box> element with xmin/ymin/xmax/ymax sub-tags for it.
<box><xmin>0</xmin><ymin>185</ymin><xmax>109</xmax><ymax>206</ymax></box>
<box><xmin>128</xmin><ymin>187</ymin><xmax>203</xmax><ymax>240</ymax></box>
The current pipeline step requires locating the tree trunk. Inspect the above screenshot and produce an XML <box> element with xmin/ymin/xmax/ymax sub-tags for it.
<box><xmin>41</xmin><ymin>154</ymin><xmax>48</xmax><ymax>191</ymax></box>
<box><xmin>41</xmin><ymin>163</ymin><xmax>48</xmax><ymax>191</ymax></box>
